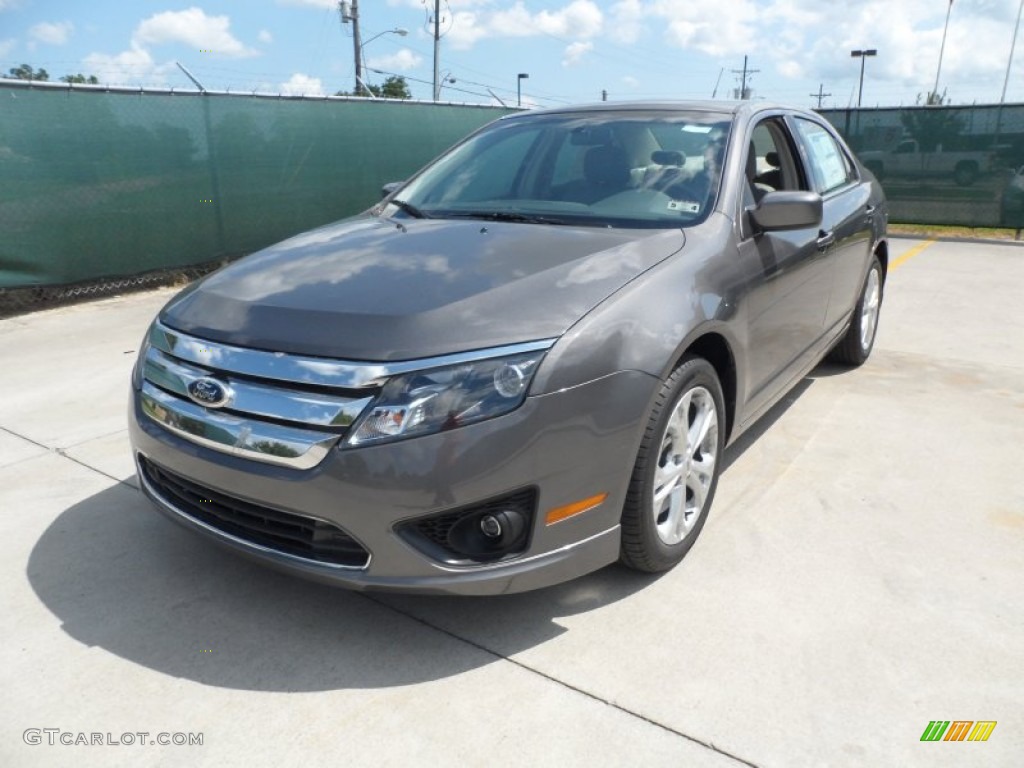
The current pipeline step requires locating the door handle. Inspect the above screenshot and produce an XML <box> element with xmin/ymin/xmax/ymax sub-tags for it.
<box><xmin>816</xmin><ymin>229</ymin><xmax>835</xmax><ymax>251</ymax></box>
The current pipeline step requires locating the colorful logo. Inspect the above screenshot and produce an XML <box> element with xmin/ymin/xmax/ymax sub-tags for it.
<box><xmin>920</xmin><ymin>721</ymin><xmax>997</xmax><ymax>742</ymax></box>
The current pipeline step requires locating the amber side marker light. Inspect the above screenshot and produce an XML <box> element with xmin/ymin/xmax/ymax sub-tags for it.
<box><xmin>545</xmin><ymin>492</ymin><xmax>608</xmax><ymax>526</ymax></box>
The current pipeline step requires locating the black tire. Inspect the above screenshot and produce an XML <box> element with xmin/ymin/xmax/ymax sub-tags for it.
<box><xmin>953</xmin><ymin>161</ymin><xmax>978</xmax><ymax>187</ymax></box>
<box><xmin>829</xmin><ymin>256</ymin><xmax>884</xmax><ymax>366</ymax></box>
<box><xmin>620</xmin><ymin>356</ymin><xmax>725</xmax><ymax>573</ymax></box>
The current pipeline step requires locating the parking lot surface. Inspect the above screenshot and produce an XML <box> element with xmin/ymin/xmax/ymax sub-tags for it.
<box><xmin>1</xmin><ymin>238</ymin><xmax>1021</xmax><ymax>767</ymax></box>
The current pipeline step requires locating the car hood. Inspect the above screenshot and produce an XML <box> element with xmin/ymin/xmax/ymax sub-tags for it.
<box><xmin>160</xmin><ymin>215</ymin><xmax>685</xmax><ymax>361</ymax></box>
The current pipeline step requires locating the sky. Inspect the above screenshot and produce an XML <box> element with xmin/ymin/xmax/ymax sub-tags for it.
<box><xmin>2</xmin><ymin>0</ymin><xmax>1024</xmax><ymax>109</ymax></box>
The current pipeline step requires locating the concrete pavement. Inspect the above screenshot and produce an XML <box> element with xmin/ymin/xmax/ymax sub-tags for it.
<box><xmin>1</xmin><ymin>239</ymin><xmax>1021</xmax><ymax>767</ymax></box>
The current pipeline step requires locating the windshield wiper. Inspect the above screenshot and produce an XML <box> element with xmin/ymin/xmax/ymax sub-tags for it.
<box><xmin>445</xmin><ymin>211</ymin><xmax>566</xmax><ymax>225</ymax></box>
<box><xmin>390</xmin><ymin>198</ymin><xmax>431</xmax><ymax>219</ymax></box>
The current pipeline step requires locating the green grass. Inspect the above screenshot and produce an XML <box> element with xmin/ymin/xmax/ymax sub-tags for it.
<box><xmin>889</xmin><ymin>222</ymin><xmax>1023</xmax><ymax>241</ymax></box>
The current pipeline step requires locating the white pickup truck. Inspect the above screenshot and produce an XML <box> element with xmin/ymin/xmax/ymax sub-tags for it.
<box><xmin>860</xmin><ymin>138</ymin><xmax>991</xmax><ymax>186</ymax></box>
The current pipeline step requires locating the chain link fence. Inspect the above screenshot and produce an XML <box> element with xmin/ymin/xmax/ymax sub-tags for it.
<box><xmin>0</xmin><ymin>80</ymin><xmax>511</xmax><ymax>311</ymax></box>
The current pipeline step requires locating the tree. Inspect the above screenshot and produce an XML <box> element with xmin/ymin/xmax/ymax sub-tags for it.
<box><xmin>334</xmin><ymin>75</ymin><xmax>411</xmax><ymax>100</ymax></box>
<box><xmin>6</xmin><ymin>64</ymin><xmax>49</xmax><ymax>81</ymax></box>
<box><xmin>60</xmin><ymin>73</ymin><xmax>100</xmax><ymax>84</ymax></box>
<box><xmin>379</xmin><ymin>76</ymin><xmax>411</xmax><ymax>99</ymax></box>
<box><xmin>902</xmin><ymin>90</ymin><xmax>965</xmax><ymax>152</ymax></box>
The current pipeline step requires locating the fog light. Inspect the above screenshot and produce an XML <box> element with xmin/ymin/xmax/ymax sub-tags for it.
<box><xmin>480</xmin><ymin>514</ymin><xmax>503</xmax><ymax>538</ymax></box>
<box><xmin>448</xmin><ymin>508</ymin><xmax>529</xmax><ymax>560</ymax></box>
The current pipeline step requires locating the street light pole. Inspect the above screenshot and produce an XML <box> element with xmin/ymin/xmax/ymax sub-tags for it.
<box><xmin>359</xmin><ymin>28</ymin><xmax>408</xmax><ymax>77</ymax></box>
<box><xmin>932</xmin><ymin>0</ymin><xmax>955</xmax><ymax>103</ymax></box>
<box><xmin>850</xmin><ymin>49</ymin><xmax>877</xmax><ymax>108</ymax></box>
<box><xmin>517</xmin><ymin>73</ymin><xmax>529</xmax><ymax>107</ymax></box>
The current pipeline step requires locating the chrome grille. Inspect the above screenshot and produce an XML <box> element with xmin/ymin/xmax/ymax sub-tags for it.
<box><xmin>139</xmin><ymin>321</ymin><xmax>376</xmax><ymax>469</ymax></box>
<box><xmin>138</xmin><ymin>320</ymin><xmax>558</xmax><ymax>469</ymax></box>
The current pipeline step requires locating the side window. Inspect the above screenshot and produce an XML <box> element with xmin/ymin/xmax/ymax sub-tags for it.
<box><xmin>792</xmin><ymin>119</ymin><xmax>856</xmax><ymax>195</ymax></box>
<box><xmin>550</xmin><ymin>139</ymin><xmax>589</xmax><ymax>187</ymax></box>
<box><xmin>745</xmin><ymin>119</ymin><xmax>804</xmax><ymax>199</ymax></box>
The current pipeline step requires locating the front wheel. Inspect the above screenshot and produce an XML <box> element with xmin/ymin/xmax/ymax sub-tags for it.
<box><xmin>829</xmin><ymin>256</ymin><xmax>883</xmax><ymax>366</ymax></box>
<box><xmin>620</xmin><ymin>356</ymin><xmax>725</xmax><ymax>573</ymax></box>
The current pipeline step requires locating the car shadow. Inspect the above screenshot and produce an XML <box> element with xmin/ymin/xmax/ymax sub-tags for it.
<box><xmin>27</xmin><ymin>481</ymin><xmax>663</xmax><ymax>693</ymax></box>
<box><xmin>720</xmin><ymin>376</ymin><xmax>814</xmax><ymax>474</ymax></box>
<box><xmin>28</xmin><ymin>368</ymin><xmax>824</xmax><ymax>693</ymax></box>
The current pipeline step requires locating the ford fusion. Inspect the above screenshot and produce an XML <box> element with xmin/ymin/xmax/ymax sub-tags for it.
<box><xmin>129</xmin><ymin>101</ymin><xmax>888</xmax><ymax>594</ymax></box>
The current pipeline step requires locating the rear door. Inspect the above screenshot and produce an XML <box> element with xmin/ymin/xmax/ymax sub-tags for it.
<box><xmin>789</xmin><ymin>117</ymin><xmax>873</xmax><ymax>333</ymax></box>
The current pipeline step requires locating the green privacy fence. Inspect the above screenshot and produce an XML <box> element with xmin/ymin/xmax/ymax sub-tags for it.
<box><xmin>819</xmin><ymin>104</ymin><xmax>1024</xmax><ymax>229</ymax></box>
<box><xmin>4</xmin><ymin>89</ymin><xmax>1023</xmax><ymax>293</ymax></box>
<box><xmin>0</xmin><ymin>81</ymin><xmax>511</xmax><ymax>289</ymax></box>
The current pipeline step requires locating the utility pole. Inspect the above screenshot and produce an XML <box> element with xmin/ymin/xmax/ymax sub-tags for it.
<box><xmin>731</xmin><ymin>56</ymin><xmax>759</xmax><ymax>99</ymax></box>
<box><xmin>432</xmin><ymin>0</ymin><xmax>441</xmax><ymax>101</ymax></box>
<box><xmin>339</xmin><ymin>1</ymin><xmax>363</xmax><ymax>95</ymax></box>
<box><xmin>811</xmin><ymin>83</ymin><xmax>831</xmax><ymax>109</ymax></box>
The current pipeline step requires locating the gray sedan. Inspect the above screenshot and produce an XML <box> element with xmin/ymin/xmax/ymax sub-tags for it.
<box><xmin>129</xmin><ymin>100</ymin><xmax>888</xmax><ymax>594</ymax></box>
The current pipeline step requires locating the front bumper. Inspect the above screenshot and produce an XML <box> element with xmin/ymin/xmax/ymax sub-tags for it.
<box><xmin>129</xmin><ymin>369</ymin><xmax>659</xmax><ymax>595</ymax></box>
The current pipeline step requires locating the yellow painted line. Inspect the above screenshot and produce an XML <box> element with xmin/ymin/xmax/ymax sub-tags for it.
<box><xmin>890</xmin><ymin>238</ymin><xmax>937</xmax><ymax>271</ymax></box>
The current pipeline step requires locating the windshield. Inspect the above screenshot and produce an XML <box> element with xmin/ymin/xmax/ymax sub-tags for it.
<box><xmin>384</xmin><ymin>111</ymin><xmax>733</xmax><ymax>229</ymax></box>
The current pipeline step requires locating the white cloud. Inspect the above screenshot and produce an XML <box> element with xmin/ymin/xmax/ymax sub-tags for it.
<box><xmin>280</xmin><ymin>73</ymin><xmax>324</xmax><ymax>95</ymax></box>
<box><xmin>0</xmin><ymin>38</ymin><xmax>15</xmax><ymax>57</ymax></box>
<box><xmin>562</xmin><ymin>41</ymin><xmax>593</xmax><ymax>67</ymax></box>
<box><xmin>278</xmin><ymin>0</ymin><xmax>339</xmax><ymax>7</ymax></box>
<box><xmin>621</xmin><ymin>75</ymin><xmax>640</xmax><ymax>89</ymax></box>
<box><xmin>650</xmin><ymin>0</ymin><xmax>758</xmax><ymax>58</ymax></box>
<box><xmin>448</xmin><ymin>0</ymin><xmax>603</xmax><ymax>50</ymax></box>
<box><xmin>754</xmin><ymin>0</ymin><xmax>1021</xmax><ymax>101</ymax></box>
<box><xmin>258</xmin><ymin>30</ymin><xmax>273</xmax><ymax>44</ymax></box>
<box><xmin>609</xmin><ymin>0</ymin><xmax>645</xmax><ymax>44</ymax></box>
<box><xmin>29</xmin><ymin>20</ymin><xmax>73</xmax><ymax>46</ymax></box>
<box><xmin>366</xmin><ymin>48</ymin><xmax>422</xmax><ymax>72</ymax></box>
<box><xmin>83</xmin><ymin>45</ymin><xmax>174</xmax><ymax>86</ymax></box>
<box><xmin>133</xmin><ymin>7</ymin><xmax>256</xmax><ymax>58</ymax></box>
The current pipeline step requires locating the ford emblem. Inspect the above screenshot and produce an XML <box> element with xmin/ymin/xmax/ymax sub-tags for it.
<box><xmin>187</xmin><ymin>377</ymin><xmax>232</xmax><ymax>408</ymax></box>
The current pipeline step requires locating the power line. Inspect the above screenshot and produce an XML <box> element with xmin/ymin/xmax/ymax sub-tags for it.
<box><xmin>731</xmin><ymin>55</ymin><xmax>759</xmax><ymax>99</ymax></box>
<box><xmin>811</xmin><ymin>83</ymin><xmax>832</xmax><ymax>109</ymax></box>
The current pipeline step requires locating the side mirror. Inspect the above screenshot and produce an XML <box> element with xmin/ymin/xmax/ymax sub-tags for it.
<box><xmin>380</xmin><ymin>181</ymin><xmax>404</xmax><ymax>200</ymax></box>
<box><xmin>750</xmin><ymin>190</ymin><xmax>823</xmax><ymax>231</ymax></box>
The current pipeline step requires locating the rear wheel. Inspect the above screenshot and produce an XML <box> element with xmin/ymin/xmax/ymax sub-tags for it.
<box><xmin>620</xmin><ymin>356</ymin><xmax>725</xmax><ymax>572</ymax></box>
<box><xmin>829</xmin><ymin>256</ymin><xmax>883</xmax><ymax>366</ymax></box>
<box><xmin>954</xmin><ymin>161</ymin><xmax>979</xmax><ymax>187</ymax></box>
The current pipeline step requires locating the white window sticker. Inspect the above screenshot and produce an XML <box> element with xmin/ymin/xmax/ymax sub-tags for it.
<box><xmin>668</xmin><ymin>200</ymin><xmax>701</xmax><ymax>213</ymax></box>
<box><xmin>807</xmin><ymin>131</ymin><xmax>849</xmax><ymax>190</ymax></box>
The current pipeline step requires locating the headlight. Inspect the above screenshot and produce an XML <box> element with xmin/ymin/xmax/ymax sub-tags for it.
<box><xmin>344</xmin><ymin>351</ymin><xmax>545</xmax><ymax>447</ymax></box>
